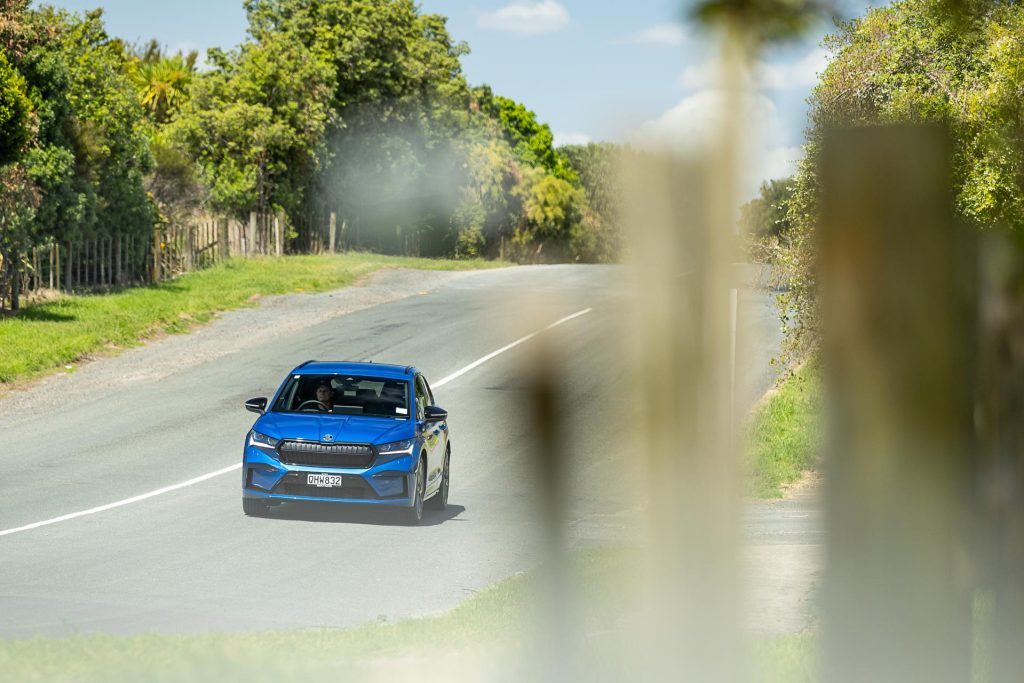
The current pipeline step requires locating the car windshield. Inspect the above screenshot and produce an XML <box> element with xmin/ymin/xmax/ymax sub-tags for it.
<box><xmin>272</xmin><ymin>374</ymin><xmax>409</xmax><ymax>419</ymax></box>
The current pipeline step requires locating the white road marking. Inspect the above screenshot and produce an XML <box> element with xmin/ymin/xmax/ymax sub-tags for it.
<box><xmin>0</xmin><ymin>307</ymin><xmax>593</xmax><ymax>538</ymax></box>
<box><xmin>0</xmin><ymin>464</ymin><xmax>241</xmax><ymax>538</ymax></box>
<box><xmin>432</xmin><ymin>308</ymin><xmax>591</xmax><ymax>388</ymax></box>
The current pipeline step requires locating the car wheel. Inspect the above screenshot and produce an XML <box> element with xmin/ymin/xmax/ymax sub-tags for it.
<box><xmin>427</xmin><ymin>448</ymin><xmax>450</xmax><ymax>511</ymax></box>
<box><xmin>403</xmin><ymin>456</ymin><xmax>426</xmax><ymax>525</ymax></box>
<box><xmin>242</xmin><ymin>497</ymin><xmax>270</xmax><ymax>517</ymax></box>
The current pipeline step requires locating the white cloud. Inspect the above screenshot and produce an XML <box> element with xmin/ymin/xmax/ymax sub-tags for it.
<box><xmin>758</xmin><ymin>48</ymin><xmax>830</xmax><ymax>89</ymax></box>
<box><xmin>759</xmin><ymin>145</ymin><xmax>804</xmax><ymax>183</ymax></box>
<box><xmin>477</xmin><ymin>1</ymin><xmax>569</xmax><ymax>35</ymax></box>
<box><xmin>619</xmin><ymin>23</ymin><xmax>687</xmax><ymax>46</ymax></box>
<box><xmin>631</xmin><ymin>89</ymin><xmax>803</xmax><ymax>198</ymax></box>
<box><xmin>679</xmin><ymin>47</ymin><xmax>831</xmax><ymax>92</ymax></box>
<box><xmin>554</xmin><ymin>131</ymin><xmax>592</xmax><ymax>146</ymax></box>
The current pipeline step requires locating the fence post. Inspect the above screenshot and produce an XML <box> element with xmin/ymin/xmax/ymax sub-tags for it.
<box><xmin>274</xmin><ymin>215</ymin><xmax>282</xmax><ymax>257</ymax></box>
<box><xmin>247</xmin><ymin>211</ymin><xmax>256</xmax><ymax>256</ymax></box>
<box><xmin>818</xmin><ymin>125</ymin><xmax>975</xmax><ymax>683</ymax></box>
<box><xmin>329</xmin><ymin>212</ymin><xmax>337</xmax><ymax>254</ymax></box>
<box><xmin>151</xmin><ymin>226</ymin><xmax>161</xmax><ymax>283</ymax></box>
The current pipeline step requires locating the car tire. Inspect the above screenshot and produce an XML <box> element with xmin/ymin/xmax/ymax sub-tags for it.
<box><xmin>427</xmin><ymin>448</ymin><xmax>450</xmax><ymax>511</ymax></box>
<box><xmin>242</xmin><ymin>497</ymin><xmax>270</xmax><ymax>517</ymax></box>
<box><xmin>403</xmin><ymin>456</ymin><xmax>426</xmax><ymax>525</ymax></box>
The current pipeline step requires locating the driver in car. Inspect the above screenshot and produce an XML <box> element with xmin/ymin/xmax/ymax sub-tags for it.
<box><xmin>314</xmin><ymin>382</ymin><xmax>334</xmax><ymax>412</ymax></box>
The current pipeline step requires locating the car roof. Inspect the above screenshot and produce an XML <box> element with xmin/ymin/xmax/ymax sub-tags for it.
<box><xmin>290</xmin><ymin>361</ymin><xmax>416</xmax><ymax>380</ymax></box>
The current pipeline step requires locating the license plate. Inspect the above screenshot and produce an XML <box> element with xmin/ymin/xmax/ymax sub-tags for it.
<box><xmin>307</xmin><ymin>473</ymin><xmax>344</xmax><ymax>488</ymax></box>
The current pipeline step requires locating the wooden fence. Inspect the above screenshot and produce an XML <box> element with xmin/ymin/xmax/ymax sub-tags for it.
<box><xmin>6</xmin><ymin>211</ymin><xmax>296</xmax><ymax>304</ymax></box>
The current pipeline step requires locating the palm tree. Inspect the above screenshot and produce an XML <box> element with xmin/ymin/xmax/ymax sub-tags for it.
<box><xmin>129</xmin><ymin>43</ymin><xmax>197</xmax><ymax>124</ymax></box>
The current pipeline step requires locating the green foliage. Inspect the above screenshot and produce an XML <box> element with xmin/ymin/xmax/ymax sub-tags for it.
<box><xmin>173</xmin><ymin>31</ymin><xmax>333</xmax><ymax>219</ymax></box>
<box><xmin>128</xmin><ymin>44</ymin><xmax>196</xmax><ymax>124</ymax></box>
<box><xmin>0</xmin><ymin>4</ymin><xmax>154</xmax><ymax>308</ymax></box>
<box><xmin>746</xmin><ymin>364</ymin><xmax>821</xmax><ymax>498</ymax></box>
<box><xmin>739</xmin><ymin>177</ymin><xmax>794</xmax><ymax>241</ymax></box>
<box><xmin>474</xmin><ymin>86</ymin><xmax>576</xmax><ymax>182</ymax></box>
<box><xmin>559</xmin><ymin>142</ymin><xmax>626</xmax><ymax>262</ymax></box>
<box><xmin>0</xmin><ymin>0</ymin><xmax>619</xmax><ymax>306</ymax></box>
<box><xmin>0</xmin><ymin>51</ymin><xmax>29</xmax><ymax>166</ymax></box>
<box><xmin>779</xmin><ymin>0</ymin><xmax>1024</xmax><ymax>355</ymax></box>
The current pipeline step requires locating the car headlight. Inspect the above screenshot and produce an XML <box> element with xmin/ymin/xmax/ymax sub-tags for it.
<box><xmin>376</xmin><ymin>439</ymin><xmax>414</xmax><ymax>462</ymax></box>
<box><xmin>248</xmin><ymin>430</ymin><xmax>280</xmax><ymax>450</ymax></box>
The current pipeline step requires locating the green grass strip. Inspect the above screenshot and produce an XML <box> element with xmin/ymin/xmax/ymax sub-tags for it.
<box><xmin>0</xmin><ymin>546</ymin><xmax>628</xmax><ymax>683</ymax></box>
<box><xmin>746</xmin><ymin>363</ymin><xmax>822</xmax><ymax>498</ymax></box>
<box><xmin>0</xmin><ymin>253</ymin><xmax>504</xmax><ymax>385</ymax></box>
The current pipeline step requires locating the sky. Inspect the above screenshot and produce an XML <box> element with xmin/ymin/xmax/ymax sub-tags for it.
<box><xmin>39</xmin><ymin>0</ymin><xmax>877</xmax><ymax>193</ymax></box>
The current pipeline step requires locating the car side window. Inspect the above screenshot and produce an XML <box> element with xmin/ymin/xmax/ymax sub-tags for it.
<box><xmin>423</xmin><ymin>377</ymin><xmax>435</xmax><ymax>406</ymax></box>
<box><xmin>414</xmin><ymin>375</ymin><xmax>428</xmax><ymax>420</ymax></box>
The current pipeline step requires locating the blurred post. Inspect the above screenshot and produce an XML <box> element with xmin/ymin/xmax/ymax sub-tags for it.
<box><xmin>524</xmin><ymin>332</ymin><xmax>574</xmax><ymax>682</ymax></box>
<box><xmin>976</xmin><ymin>230</ymin><xmax>1024</xmax><ymax>682</ymax></box>
<box><xmin>623</xmin><ymin>77</ymin><xmax>744</xmax><ymax>683</ymax></box>
<box><xmin>818</xmin><ymin>125</ymin><xmax>975</xmax><ymax>682</ymax></box>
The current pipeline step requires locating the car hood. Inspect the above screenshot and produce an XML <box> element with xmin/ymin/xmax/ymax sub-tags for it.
<box><xmin>255</xmin><ymin>412</ymin><xmax>412</xmax><ymax>445</ymax></box>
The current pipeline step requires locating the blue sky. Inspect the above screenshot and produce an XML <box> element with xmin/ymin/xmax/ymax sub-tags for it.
<box><xmin>40</xmin><ymin>0</ymin><xmax>876</xmax><ymax>189</ymax></box>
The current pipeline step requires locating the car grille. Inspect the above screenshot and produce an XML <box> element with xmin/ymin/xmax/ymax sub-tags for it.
<box><xmin>277</xmin><ymin>441</ymin><xmax>375</xmax><ymax>468</ymax></box>
<box><xmin>272</xmin><ymin>473</ymin><xmax>377</xmax><ymax>499</ymax></box>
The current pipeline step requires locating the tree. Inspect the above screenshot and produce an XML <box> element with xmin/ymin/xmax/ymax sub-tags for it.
<box><xmin>779</xmin><ymin>0</ymin><xmax>1024</xmax><ymax>354</ymax></box>
<box><xmin>0</xmin><ymin>51</ymin><xmax>29</xmax><ymax>167</ymax></box>
<box><xmin>559</xmin><ymin>142</ymin><xmax>625</xmax><ymax>262</ymax></box>
<box><xmin>128</xmin><ymin>43</ymin><xmax>197</xmax><ymax>125</ymax></box>
<box><xmin>474</xmin><ymin>86</ymin><xmax>576</xmax><ymax>183</ymax></box>
<box><xmin>173</xmin><ymin>32</ymin><xmax>333</xmax><ymax>221</ymax></box>
<box><xmin>738</xmin><ymin>176</ymin><xmax>794</xmax><ymax>241</ymax></box>
<box><xmin>0</xmin><ymin>5</ymin><xmax>154</xmax><ymax>308</ymax></box>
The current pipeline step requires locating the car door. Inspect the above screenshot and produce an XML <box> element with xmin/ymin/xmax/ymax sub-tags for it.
<box><xmin>423</xmin><ymin>375</ymin><xmax>448</xmax><ymax>464</ymax></box>
<box><xmin>415</xmin><ymin>374</ymin><xmax>442</xmax><ymax>493</ymax></box>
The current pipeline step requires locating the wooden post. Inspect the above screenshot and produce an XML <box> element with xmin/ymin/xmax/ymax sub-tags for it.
<box><xmin>223</xmin><ymin>218</ymin><xmax>230</xmax><ymax>261</ymax></box>
<box><xmin>818</xmin><ymin>126</ymin><xmax>974</xmax><ymax>683</ymax></box>
<box><xmin>152</xmin><ymin>227</ymin><xmax>161</xmax><ymax>283</ymax></box>
<box><xmin>274</xmin><ymin>214</ymin><xmax>282</xmax><ymax>257</ymax></box>
<box><xmin>329</xmin><ymin>212</ymin><xmax>337</xmax><ymax>254</ymax></box>
<box><xmin>247</xmin><ymin>211</ymin><xmax>256</xmax><ymax>256</ymax></box>
<box><xmin>115</xmin><ymin>233</ymin><xmax>122</xmax><ymax>285</ymax></box>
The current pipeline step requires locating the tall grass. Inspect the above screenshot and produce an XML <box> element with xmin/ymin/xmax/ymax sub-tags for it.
<box><xmin>746</xmin><ymin>364</ymin><xmax>822</xmax><ymax>498</ymax></box>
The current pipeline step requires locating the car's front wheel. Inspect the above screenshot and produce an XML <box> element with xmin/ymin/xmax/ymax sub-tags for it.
<box><xmin>403</xmin><ymin>456</ymin><xmax>426</xmax><ymax>525</ymax></box>
<box><xmin>242</xmin><ymin>497</ymin><xmax>270</xmax><ymax>517</ymax></box>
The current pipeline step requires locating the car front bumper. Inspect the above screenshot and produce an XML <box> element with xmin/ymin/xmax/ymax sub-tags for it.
<box><xmin>241</xmin><ymin>446</ymin><xmax>417</xmax><ymax>508</ymax></box>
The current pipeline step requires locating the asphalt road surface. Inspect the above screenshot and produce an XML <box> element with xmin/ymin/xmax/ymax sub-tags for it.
<box><xmin>0</xmin><ymin>264</ymin><xmax>808</xmax><ymax>638</ymax></box>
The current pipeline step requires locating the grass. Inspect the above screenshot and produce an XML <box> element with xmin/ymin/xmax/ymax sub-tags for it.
<box><xmin>754</xmin><ymin>633</ymin><xmax>818</xmax><ymax>683</ymax></box>
<box><xmin>0</xmin><ymin>253</ymin><xmax>505</xmax><ymax>385</ymax></box>
<box><xmin>0</xmin><ymin>545</ymin><xmax>815</xmax><ymax>683</ymax></box>
<box><xmin>746</xmin><ymin>363</ymin><xmax>822</xmax><ymax>498</ymax></box>
<box><xmin>0</xmin><ymin>546</ymin><xmax>630</xmax><ymax>683</ymax></box>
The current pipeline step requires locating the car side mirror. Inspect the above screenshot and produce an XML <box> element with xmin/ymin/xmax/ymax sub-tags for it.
<box><xmin>245</xmin><ymin>397</ymin><xmax>267</xmax><ymax>415</ymax></box>
<box><xmin>424</xmin><ymin>405</ymin><xmax>447</xmax><ymax>422</ymax></box>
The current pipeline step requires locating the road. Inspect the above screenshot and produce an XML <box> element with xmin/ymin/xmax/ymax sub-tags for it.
<box><xmin>0</xmin><ymin>264</ymin><xmax>812</xmax><ymax>638</ymax></box>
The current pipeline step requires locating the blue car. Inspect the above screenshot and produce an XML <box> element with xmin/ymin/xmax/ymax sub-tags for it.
<box><xmin>241</xmin><ymin>361</ymin><xmax>451</xmax><ymax>524</ymax></box>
